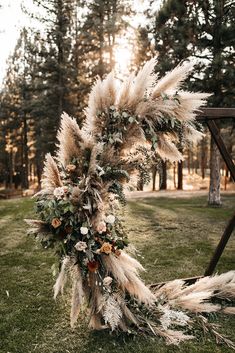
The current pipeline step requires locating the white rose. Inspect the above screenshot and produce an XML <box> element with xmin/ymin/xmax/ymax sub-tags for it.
<box><xmin>80</xmin><ymin>226</ymin><xmax>89</xmax><ymax>235</ymax></box>
<box><xmin>75</xmin><ymin>241</ymin><xmax>87</xmax><ymax>252</ymax></box>
<box><xmin>53</xmin><ymin>187</ymin><xmax>65</xmax><ymax>199</ymax></box>
<box><xmin>103</xmin><ymin>276</ymin><xmax>113</xmax><ymax>287</ymax></box>
<box><xmin>105</xmin><ymin>215</ymin><xmax>115</xmax><ymax>224</ymax></box>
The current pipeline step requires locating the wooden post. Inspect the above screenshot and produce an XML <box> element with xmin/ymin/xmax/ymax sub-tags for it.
<box><xmin>204</xmin><ymin>213</ymin><xmax>235</xmax><ymax>276</ymax></box>
<box><xmin>196</xmin><ymin>111</ymin><xmax>235</xmax><ymax>275</ymax></box>
<box><xmin>206</xmin><ymin>120</ymin><xmax>235</xmax><ymax>181</ymax></box>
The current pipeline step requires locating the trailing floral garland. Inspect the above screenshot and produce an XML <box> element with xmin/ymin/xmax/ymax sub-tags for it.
<box><xmin>26</xmin><ymin>58</ymin><xmax>235</xmax><ymax>348</ymax></box>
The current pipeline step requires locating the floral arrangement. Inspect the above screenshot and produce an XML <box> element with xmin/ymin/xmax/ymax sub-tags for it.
<box><xmin>26</xmin><ymin>58</ymin><xmax>235</xmax><ymax>347</ymax></box>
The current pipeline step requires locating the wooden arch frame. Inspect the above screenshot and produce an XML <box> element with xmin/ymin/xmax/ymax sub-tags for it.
<box><xmin>197</xmin><ymin>108</ymin><xmax>235</xmax><ymax>277</ymax></box>
<box><xmin>151</xmin><ymin>108</ymin><xmax>235</xmax><ymax>287</ymax></box>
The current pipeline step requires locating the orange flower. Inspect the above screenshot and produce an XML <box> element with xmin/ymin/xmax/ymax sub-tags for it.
<box><xmin>87</xmin><ymin>260</ymin><xmax>99</xmax><ymax>272</ymax></box>
<box><xmin>66</xmin><ymin>164</ymin><xmax>76</xmax><ymax>172</ymax></box>
<box><xmin>51</xmin><ymin>218</ymin><xmax>61</xmax><ymax>228</ymax></box>
<box><xmin>100</xmin><ymin>242</ymin><xmax>112</xmax><ymax>254</ymax></box>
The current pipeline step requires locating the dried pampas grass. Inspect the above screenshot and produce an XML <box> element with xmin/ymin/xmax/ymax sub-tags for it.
<box><xmin>152</xmin><ymin>62</ymin><xmax>194</xmax><ymax>98</ymax></box>
<box><xmin>126</xmin><ymin>58</ymin><xmax>156</xmax><ymax>110</ymax></box>
<box><xmin>41</xmin><ymin>153</ymin><xmax>62</xmax><ymax>189</ymax></box>
<box><xmin>157</xmin><ymin>136</ymin><xmax>183</xmax><ymax>162</ymax></box>
<box><xmin>53</xmin><ymin>256</ymin><xmax>71</xmax><ymax>299</ymax></box>
<box><xmin>70</xmin><ymin>263</ymin><xmax>84</xmax><ymax>328</ymax></box>
<box><xmin>56</xmin><ymin>112</ymin><xmax>87</xmax><ymax>167</ymax></box>
<box><xmin>155</xmin><ymin>271</ymin><xmax>235</xmax><ymax>314</ymax></box>
<box><xmin>102</xmin><ymin>252</ymin><xmax>155</xmax><ymax>305</ymax></box>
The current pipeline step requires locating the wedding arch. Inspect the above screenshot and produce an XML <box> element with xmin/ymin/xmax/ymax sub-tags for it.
<box><xmin>26</xmin><ymin>59</ymin><xmax>235</xmax><ymax>347</ymax></box>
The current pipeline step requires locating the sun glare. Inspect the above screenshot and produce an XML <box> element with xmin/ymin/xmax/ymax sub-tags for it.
<box><xmin>114</xmin><ymin>46</ymin><xmax>132</xmax><ymax>77</ymax></box>
<box><xmin>113</xmin><ymin>33</ymin><xmax>135</xmax><ymax>79</ymax></box>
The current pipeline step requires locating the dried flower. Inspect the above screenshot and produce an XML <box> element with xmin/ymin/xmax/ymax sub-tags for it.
<box><xmin>51</xmin><ymin>218</ymin><xmax>62</xmax><ymax>228</ymax></box>
<box><xmin>75</xmin><ymin>241</ymin><xmax>87</xmax><ymax>252</ymax></box>
<box><xmin>87</xmin><ymin>260</ymin><xmax>99</xmax><ymax>272</ymax></box>
<box><xmin>115</xmin><ymin>249</ymin><xmax>121</xmax><ymax>257</ymax></box>
<box><xmin>53</xmin><ymin>186</ymin><xmax>69</xmax><ymax>199</ymax></box>
<box><xmin>65</xmin><ymin>225</ymin><xmax>73</xmax><ymax>234</ymax></box>
<box><xmin>100</xmin><ymin>242</ymin><xmax>112</xmax><ymax>254</ymax></box>
<box><xmin>96</xmin><ymin>221</ymin><xmax>107</xmax><ymax>234</ymax></box>
<box><xmin>105</xmin><ymin>215</ymin><xmax>115</xmax><ymax>224</ymax></box>
<box><xmin>66</xmin><ymin>164</ymin><xmax>76</xmax><ymax>172</ymax></box>
<box><xmin>103</xmin><ymin>276</ymin><xmax>113</xmax><ymax>287</ymax></box>
<box><xmin>80</xmin><ymin>226</ymin><xmax>89</xmax><ymax>235</ymax></box>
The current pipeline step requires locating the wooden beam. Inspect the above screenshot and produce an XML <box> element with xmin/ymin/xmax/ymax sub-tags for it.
<box><xmin>206</xmin><ymin>120</ymin><xmax>235</xmax><ymax>181</ymax></box>
<box><xmin>150</xmin><ymin>276</ymin><xmax>203</xmax><ymax>288</ymax></box>
<box><xmin>204</xmin><ymin>213</ymin><xmax>235</xmax><ymax>276</ymax></box>
<box><xmin>197</xmin><ymin>108</ymin><xmax>235</xmax><ymax>118</ymax></box>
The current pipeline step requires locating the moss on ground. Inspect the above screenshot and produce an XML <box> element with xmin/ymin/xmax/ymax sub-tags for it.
<box><xmin>0</xmin><ymin>194</ymin><xmax>234</xmax><ymax>353</ymax></box>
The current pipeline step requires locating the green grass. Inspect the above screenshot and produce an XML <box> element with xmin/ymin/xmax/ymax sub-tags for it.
<box><xmin>0</xmin><ymin>194</ymin><xmax>234</xmax><ymax>353</ymax></box>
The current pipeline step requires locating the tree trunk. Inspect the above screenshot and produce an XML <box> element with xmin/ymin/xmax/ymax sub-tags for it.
<box><xmin>159</xmin><ymin>161</ymin><xmax>167</xmax><ymax>190</ymax></box>
<box><xmin>177</xmin><ymin>161</ymin><xmax>183</xmax><ymax>190</ymax></box>
<box><xmin>22</xmin><ymin>115</ymin><xmax>29</xmax><ymax>189</ymax></box>
<box><xmin>187</xmin><ymin>148</ymin><xmax>191</xmax><ymax>174</ymax></box>
<box><xmin>152</xmin><ymin>166</ymin><xmax>157</xmax><ymax>191</ymax></box>
<box><xmin>201</xmin><ymin>135</ymin><xmax>207</xmax><ymax>179</ymax></box>
<box><xmin>173</xmin><ymin>162</ymin><xmax>176</xmax><ymax>188</ymax></box>
<box><xmin>57</xmin><ymin>0</ymin><xmax>65</xmax><ymax>118</ymax></box>
<box><xmin>137</xmin><ymin>178</ymin><xmax>144</xmax><ymax>191</ymax></box>
<box><xmin>208</xmin><ymin>137</ymin><xmax>221</xmax><ymax>206</ymax></box>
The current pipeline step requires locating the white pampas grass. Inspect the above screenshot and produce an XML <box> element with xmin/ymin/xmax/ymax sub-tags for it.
<box><xmin>70</xmin><ymin>264</ymin><xmax>84</xmax><ymax>328</ymax></box>
<box><xmin>155</xmin><ymin>279</ymin><xmax>186</xmax><ymax>300</ymax></box>
<box><xmin>155</xmin><ymin>272</ymin><xmax>235</xmax><ymax>314</ymax></box>
<box><xmin>101</xmin><ymin>72</ymin><xmax>117</xmax><ymax>109</ymax></box>
<box><xmin>41</xmin><ymin>153</ymin><xmax>62</xmax><ymax>189</ymax></box>
<box><xmin>102</xmin><ymin>252</ymin><xmax>155</xmax><ymax>305</ymax></box>
<box><xmin>117</xmin><ymin>73</ymin><xmax>135</xmax><ymax>109</ymax></box>
<box><xmin>180</xmin><ymin>271</ymin><xmax>235</xmax><ymax>296</ymax></box>
<box><xmin>56</xmin><ymin>112</ymin><xmax>85</xmax><ymax>167</ymax></box>
<box><xmin>172</xmin><ymin>291</ymin><xmax>221</xmax><ymax>313</ymax></box>
<box><xmin>85</xmin><ymin>78</ymin><xmax>103</xmax><ymax>124</ymax></box>
<box><xmin>157</xmin><ymin>136</ymin><xmax>183</xmax><ymax>162</ymax></box>
<box><xmin>84</xmin><ymin>73</ymin><xmax>117</xmax><ymax>136</ymax></box>
<box><xmin>223</xmin><ymin>307</ymin><xmax>235</xmax><ymax>315</ymax></box>
<box><xmin>152</xmin><ymin>62</ymin><xmax>194</xmax><ymax>98</ymax></box>
<box><xmin>53</xmin><ymin>256</ymin><xmax>71</xmax><ymax>299</ymax></box>
<box><xmin>155</xmin><ymin>327</ymin><xmax>194</xmax><ymax>345</ymax></box>
<box><xmin>126</xmin><ymin>58</ymin><xmax>156</xmax><ymax>109</ymax></box>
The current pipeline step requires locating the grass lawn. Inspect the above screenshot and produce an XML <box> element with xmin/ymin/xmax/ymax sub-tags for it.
<box><xmin>0</xmin><ymin>193</ymin><xmax>234</xmax><ymax>353</ymax></box>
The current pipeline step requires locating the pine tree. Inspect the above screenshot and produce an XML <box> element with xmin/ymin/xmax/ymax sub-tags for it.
<box><xmin>0</xmin><ymin>28</ymin><xmax>36</xmax><ymax>189</ymax></box>
<box><xmin>153</xmin><ymin>0</ymin><xmax>197</xmax><ymax>190</ymax></box>
<box><xmin>152</xmin><ymin>0</ymin><xmax>235</xmax><ymax>198</ymax></box>
<box><xmin>23</xmin><ymin>0</ymin><xmax>80</xmax><ymax>183</ymax></box>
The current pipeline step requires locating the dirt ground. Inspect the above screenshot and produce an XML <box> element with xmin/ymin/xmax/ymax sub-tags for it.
<box><xmin>126</xmin><ymin>189</ymin><xmax>235</xmax><ymax>199</ymax></box>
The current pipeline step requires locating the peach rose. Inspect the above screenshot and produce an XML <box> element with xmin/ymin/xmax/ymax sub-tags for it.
<box><xmin>96</xmin><ymin>221</ymin><xmax>107</xmax><ymax>234</ymax></box>
<box><xmin>66</xmin><ymin>164</ymin><xmax>76</xmax><ymax>172</ymax></box>
<box><xmin>100</xmin><ymin>242</ymin><xmax>112</xmax><ymax>254</ymax></box>
<box><xmin>51</xmin><ymin>218</ymin><xmax>61</xmax><ymax>228</ymax></box>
